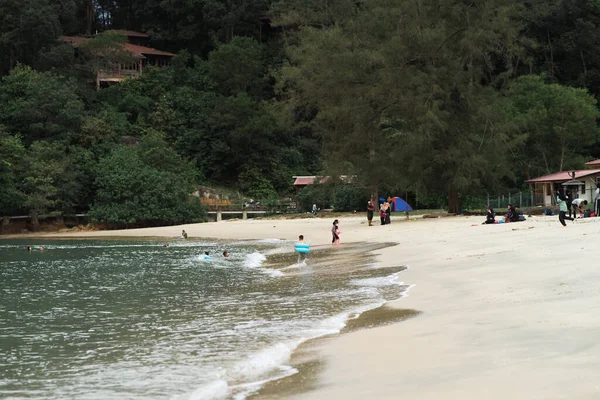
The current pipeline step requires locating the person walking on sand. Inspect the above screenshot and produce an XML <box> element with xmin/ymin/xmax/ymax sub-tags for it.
<box><xmin>312</xmin><ymin>204</ymin><xmax>317</xmax><ymax>217</ymax></box>
<box><xmin>557</xmin><ymin>188</ymin><xmax>574</xmax><ymax>227</ymax></box>
<box><xmin>331</xmin><ymin>219</ymin><xmax>340</xmax><ymax>245</ymax></box>
<box><xmin>367</xmin><ymin>201</ymin><xmax>374</xmax><ymax>226</ymax></box>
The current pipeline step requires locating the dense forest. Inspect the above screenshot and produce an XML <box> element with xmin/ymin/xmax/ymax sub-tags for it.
<box><xmin>2</xmin><ymin>0</ymin><xmax>600</xmax><ymax>224</ymax></box>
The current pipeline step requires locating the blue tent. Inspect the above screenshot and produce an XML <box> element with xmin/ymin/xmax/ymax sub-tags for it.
<box><xmin>379</xmin><ymin>197</ymin><xmax>413</xmax><ymax>212</ymax></box>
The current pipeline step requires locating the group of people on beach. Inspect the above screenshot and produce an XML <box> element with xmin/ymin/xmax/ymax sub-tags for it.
<box><xmin>556</xmin><ymin>187</ymin><xmax>589</xmax><ymax>226</ymax></box>
<box><xmin>483</xmin><ymin>204</ymin><xmax>526</xmax><ymax>225</ymax></box>
<box><xmin>366</xmin><ymin>200</ymin><xmax>391</xmax><ymax>226</ymax></box>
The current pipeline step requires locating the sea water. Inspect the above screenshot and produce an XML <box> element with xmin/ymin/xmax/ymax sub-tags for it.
<box><xmin>0</xmin><ymin>239</ymin><xmax>409</xmax><ymax>399</ymax></box>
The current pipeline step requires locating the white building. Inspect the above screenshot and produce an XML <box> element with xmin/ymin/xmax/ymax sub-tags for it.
<box><xmin>525</xmin><ymin>168</ymin><xmax>600</xmax><ymax>206</ymax></box>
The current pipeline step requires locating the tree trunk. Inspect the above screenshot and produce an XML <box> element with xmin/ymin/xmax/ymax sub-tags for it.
<box><xmin>448</xmin><ymin>187</ymin><xmax>460</xmax><ymax>214</ymax></box>
<box><xmin>31</xmin><ymin>214</ymin><xmax>40</xmax><ymax>232</ymax></box>
<box><xmin>86</xmin><ymin>0</ymin><xmax>94</xmax><ymax>35</ymax></box>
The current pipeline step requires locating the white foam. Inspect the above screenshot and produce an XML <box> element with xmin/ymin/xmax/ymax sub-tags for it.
<box><xmin>243</xmin><ymin>252</ymin><xmax>266</xmax><ymax>269</ymax></box>
<box><xmin>350</xmin><ymin>272</ymin><xmax>404</xmax><ymax>287</ymax></box>
<box><xmin>172</xmin><ymin>379</ymin><xmax>229</xmax><ymax>400</ymax></box>
<box><xmin>242</xmin><ymin>252</ymin><xmax>283</xmax><ymax>277</ymax></box>
<box><xmin>231</xmin><ymin>341</ymin><xmax>298</xmax><ymax>381</ymax></box>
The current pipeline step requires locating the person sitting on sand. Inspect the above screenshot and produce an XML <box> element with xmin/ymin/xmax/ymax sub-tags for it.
<box><xmin>181</xmin><ymin>230</ymin><xmax>188</xmax><ymax>239</ymax></box>
<box><xmin>515</xmin><ymin>206</ymin><xmax>526</xmax><ymax>222</ymax></box>
<box><xmin>483</xmin><ymin>207</ymin><xmax>495</xmax><ymax>224</ymax></box>
<box><xmin>505</xmin><ymin>204</ymin><xmax>518</xmax><ymax>223</ymax></box>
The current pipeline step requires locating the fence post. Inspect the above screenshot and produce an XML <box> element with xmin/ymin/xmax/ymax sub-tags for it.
<box><xmin>519</xmin><ymin>192</ymin><xmax>522</xmax><ymax>207</ymax></box>
<box><xmin>242</xmin><ymin>209</ymin><xmax>248</xmax><ymax>220</ymax></box>
<box><xmin>531</xmin><ymin>188</ymin><xmax>534</xmax><ymax>207</ymax></box>
<box><xmin>216</xmin><ymin>211</ymin><xmax>222</xmax><ymax>222</ymax></box>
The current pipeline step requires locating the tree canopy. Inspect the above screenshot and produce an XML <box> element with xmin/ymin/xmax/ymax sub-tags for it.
<box><xmin>2</xmin><ymin>0</ymin><xmax>600</xmax><ymax>222</ymax></box>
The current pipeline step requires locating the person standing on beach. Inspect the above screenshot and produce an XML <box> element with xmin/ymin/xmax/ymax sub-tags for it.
<box><xmin>385</xmin><ymin>201</ymin><xmax>391</xmax><ymax>224</ymax></box>
<box><xmin>379</xmin><ymin>204</ymin><xmax>386</xmax><ymax>225</ymax></box>
<box><xmin>595</xmin><ymin>184</ymin><xmax>600</xmax><ymax>216</ymax></box>
<box><xmin>557</xmin><ymin>188</ymin><xmax>574</xmax><ymax>226</ymax></box>
<box><xmin>331</xmin><ymin>220</ymin><xmax>340</xmax><ymax>245</ymax></box>
<box><xmin>312</xmin><ymin>204</ymin><xmax>317</xmax><ymax>216</ymax></box>
<box><xmin>367</xmin><ymin>201</ymin><xmax>374</xmax><ymax>226</ymax></box>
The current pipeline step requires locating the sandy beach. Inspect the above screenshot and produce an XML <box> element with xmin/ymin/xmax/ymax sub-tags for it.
<box><xmin>14</xmin><ymin>214</ymin><xmax>600</xmax><ymax>399</ymax></box>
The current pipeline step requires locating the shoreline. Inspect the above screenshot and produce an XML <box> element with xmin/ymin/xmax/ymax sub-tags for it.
<box><xmin>6</xmin><ymin>214</ymin><xmax>600</xmax><ymax>399</ymax></box>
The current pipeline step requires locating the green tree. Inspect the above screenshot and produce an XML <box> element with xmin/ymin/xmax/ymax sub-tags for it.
<box><xmin>505</xmin><ymin>75</ymin><xmax>600</xmax><ymax>178</ymax></box>
<box><xmin>208</xmin><ymin>36</ymin><xmax>265</xmax><ymax>95</ymax></box>
<box><xmin>0</xmin><ymin>0</ymin><xmax>65</xmax><ymax>75</ymax></box>
<box><xmin>0</xmin><ymin>66</ymin><xmax>84</xmax><ymax>142</ymax></box>
<box><xmin>278</xmin><ymin>0</ymin><xmax>526</xmax><ymax>212</ymax></box>
<box><xmin>0</xmin><ymin>129</ymin><xmax>25</xmax><ymax>215</ymax></box>
<box><xmin>90</xmin><ymin>145</ymin><xmax>206</xmax><ymax>226</ymax></box>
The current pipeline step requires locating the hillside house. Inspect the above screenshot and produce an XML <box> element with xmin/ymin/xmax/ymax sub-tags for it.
<box><xmin>61</xmin><ymin>30</ymin><xmax>175</xmax><ymax>87</ymax></box>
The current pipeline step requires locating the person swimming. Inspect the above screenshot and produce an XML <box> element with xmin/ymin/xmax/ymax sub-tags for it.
<box><xmin>202</xmin><ymin>251</ymin><xmax>211</xmax><ymax>260</ymax></box>
<box><xmin>223</xmin><ymin>251</ymin><xmax>229</xmax><ymax>257</ymax></box>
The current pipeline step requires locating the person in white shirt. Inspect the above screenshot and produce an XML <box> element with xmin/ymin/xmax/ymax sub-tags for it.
<box><xmin>595</xmin><ymin>185</ymin><xmax>600</xmax><ymax>216</ymax></box>
<box><xmin>570</xmin><ymin>198</ymin><xmax>588</xmax><ymax>218</ymax></box>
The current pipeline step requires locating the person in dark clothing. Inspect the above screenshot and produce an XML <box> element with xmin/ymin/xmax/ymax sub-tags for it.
<box><xmin>556</xmin><ymin>188</ymin><xmax>573</xmax><ymax>226</ymax></box>
<box><xmin>515</xmin><ymin>206</ymin><xmax>526</xmax><ymax>222</ymax></box>
<box><xmin>367</xmin><ymin>201</ymin><xmax>374</xmax><ymax>226</ymax></box>
<box><xmin>385</xmin><ymin>202</ymin><xmax>391</xmax><ymax>224</ymax></box>
<box><xmin>483</xmin><ymin>207</ymin><xmax>495</xmax><ymax>224</ymax></box>
<box><xmin>505</xmin><ymin>204</ymin><xmax>518</xmax><ymax>223</ymax></box>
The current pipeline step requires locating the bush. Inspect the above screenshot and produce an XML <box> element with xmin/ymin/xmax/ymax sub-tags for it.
<box><xmin>89</xmin><ymin>146</ymin><xmax>206</xmax><ymax>226</ymax></box>
<box><xmin>297</xmin><ymin>184</ymin><xmax>369</xmax><ymax>212</ymax></box>
<box><xmin>333</xmin><ymin>185</ymin><xmax>369</xmax><ymax>212</ymax></box>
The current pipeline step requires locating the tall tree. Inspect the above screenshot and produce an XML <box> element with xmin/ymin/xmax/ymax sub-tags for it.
<box><xmin>505</xmin><ymin>75</ymin><xmax>600</xmax><ymax>178</ymax></box>
<box><xmin>278</xmin><ymin>0</ymin><xmax>526</xmax><ymax>212</ymax></box>
<box><xmin>0</xmin><ymin>0</ymin><xmax>64</xmax><ymax>75</ymax></box>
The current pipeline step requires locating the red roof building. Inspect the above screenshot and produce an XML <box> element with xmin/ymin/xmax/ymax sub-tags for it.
<box><xmin>292</xmin><ymin>175</ymin><xmax>355</xmax><ymax>192</ymax></box>
<box><xmin>60</xmin><ymin>31</ymin><xmax>175</xmax><ymax>87</ymax></box>
<box><xmin>525</xmin><ymin>169</ymin><xmax>600</xmax><ymax>207</ymax></box>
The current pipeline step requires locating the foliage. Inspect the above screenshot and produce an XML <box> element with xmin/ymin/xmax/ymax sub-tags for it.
<box><xmin>0</xmin><ymin>66</ymin><xmax>84</xmax><ymax>142</ymax></box>
<box><xmin>89</xmin><ymin>146</ymin><xmax>206</xmax><ymax>225</ymax></box>
<box><xmin>504</xmin><ymin>75</ymin><xmax>600</xmax><ymax>179</ymax></box>
<box><xmin>297</xmin><ymin>184</ymin><xmax>369</xmax><ymax>212</ymax></box>
<box><xmin>278</xmin><ymin>0</ymin><xmax>527</xmax><ymax>212</ymax></box>
<box><xmin>5</xmin><ymin>0</ymin><xmax>600</xmax><ymax>222</ymax></box>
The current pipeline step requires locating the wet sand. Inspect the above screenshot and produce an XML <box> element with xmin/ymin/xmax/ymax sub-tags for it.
<box><xmin>12</xmin><ymin>214</ymin><xmax>600</xmax><ymax>399</ymax></box>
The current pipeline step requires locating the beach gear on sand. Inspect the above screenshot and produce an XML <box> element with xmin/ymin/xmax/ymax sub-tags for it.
<box><xmin>295</xmin><ymin>243</ymin><xmax>310</xmax><ymax>254</ymax></box>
